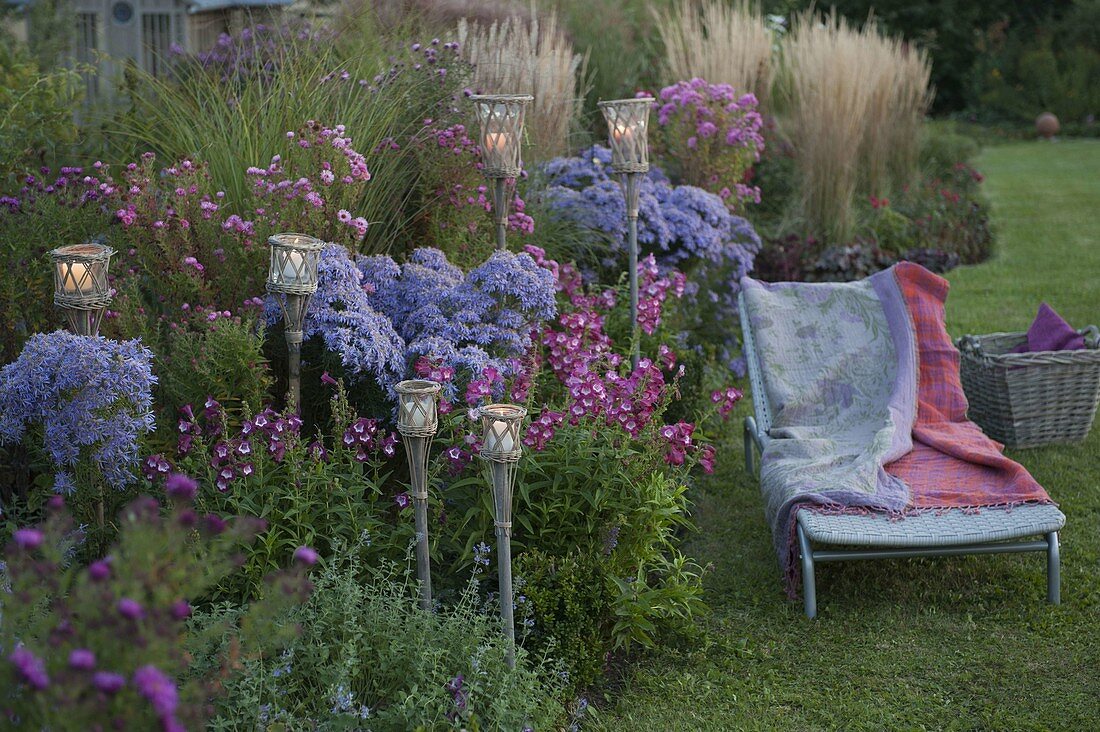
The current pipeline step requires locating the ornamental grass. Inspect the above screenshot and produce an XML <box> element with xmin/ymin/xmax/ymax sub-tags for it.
<box><xmin>654</xmin><ymin>0</ymin><xmax>775</xmax><ymax>109</ymax></box>
<box><xmin>455</xmin><ymin>6</ymin><xmax>587</xmax><ymax>160</ymax></box>
<box><xmin>781</xmin><ymin>10</ymin><xmax>932</xmax><ymax>243</ymax></box>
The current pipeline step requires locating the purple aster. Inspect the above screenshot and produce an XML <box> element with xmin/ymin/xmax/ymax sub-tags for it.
<box><xmin>12</xmin><ymin>528</ymin><xmax>44</xmax><ymax>550</ymax></box>
<box><xmin>69</xmin><ymin>648</ymin><xmax>96</xmax><ymax>671</ymax></box>
<box><xmin>93</xmin><ymin>670</ymin><xmax>126</xmax><ymax>694</ymax></box>
<box><xmin>164</xmin><ymin>473</ymin><xmax>198</xmax><ymax>500</ymax></box>
<box><xmin>117</xmin><ymin>597</ymin><xmax>144</xmax><ymax>620</ymax></box>
<box><xmin>88</xmin><ymin>557</ymin><xmax>112</xmax><ymax>581</ymax></box>
<box><xmin>293</xmin><ymin>545</ymin><xmax>319</xmax><ymax>565</ymax></box>
<box><xmin>9</xmin><ymin>647</ymin><xmax>49</xmax><ymax>689</ymax></box>
<box><xmin>133</xmin><ymin>665</ymin><xmax>179</xmax><ymax>718</ymax></box>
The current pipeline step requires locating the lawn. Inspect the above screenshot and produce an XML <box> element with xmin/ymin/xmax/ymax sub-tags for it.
<box><xmin>592</xmin><ymin>140</ymin><xmax>1100</xmax><ymax>731</ymax></box>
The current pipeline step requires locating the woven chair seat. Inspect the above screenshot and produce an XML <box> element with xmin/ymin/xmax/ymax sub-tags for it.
<box><xmin>797</xmin><ymin>503</ymin><xmax>1065</xmax><ymax>548</ymax></box>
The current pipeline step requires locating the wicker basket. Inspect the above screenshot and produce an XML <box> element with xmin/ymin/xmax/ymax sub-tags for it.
<box><xmin>956</xmin><ymin>326</ymin><xmax>1100</xmax><ymax>448</ymax></box>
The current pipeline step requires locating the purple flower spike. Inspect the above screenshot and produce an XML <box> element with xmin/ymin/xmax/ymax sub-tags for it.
<box><xmin>9</xmin><ymin>647</ymin><xmax>49</xmax><ymax>690</ymax></box>
<box><xmin>12</xmin><ymin>528</ymin><xmax>44</xmax><ymax>550</ymax></box>
<box><xmin>293</xmin><ymin>545</ymin><xmax>319</xmax><ymax>566</ymax></box>
<box><xmin>164</xmin><ymin>473</ymin><xmax>198</xmax><ymax>500</ymax></box>
<box><xmin>117</xmin><ymin>598</ymin><xmax>145</xmax><ymax>620</ymax></box>
<box><xmin>93</xmin><ymin>671</ymin><xmax>126</xmax><ymax>694</ymax></box>
<box><xmin>69</xmin><ymin>648</ymin><xmax>96</xmax><ymax>671</ymax></box>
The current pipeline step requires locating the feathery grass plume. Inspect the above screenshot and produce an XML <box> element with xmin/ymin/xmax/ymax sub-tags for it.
<box><xmin>655</xmin><ymin>0</ymin><xmax>775</xmax><ymax>109</ymax></box>
<box><xmin>857</xmin><ymin>18</ymin><xmax>933</xmax><ymax>195</ymax></box>
<box><xmin>456</xmin><ymin>4</ymin><xmax>588</xmax><ymax>160</ymax></box>
<box><xmin>781</xmin><ymin>10</ymin><xmax>878</xmax><ymax>242</ymax></box>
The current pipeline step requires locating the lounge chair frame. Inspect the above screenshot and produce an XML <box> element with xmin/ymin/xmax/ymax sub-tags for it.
<box><xmin>739</xmin><ymin>294</ymin><xmax>1063</xmax><ymax>618</ymax></box>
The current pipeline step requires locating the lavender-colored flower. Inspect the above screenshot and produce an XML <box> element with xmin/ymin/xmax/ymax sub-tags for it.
<box><xmin>169</xmin><ymin>600</ymin><xmax>192</xmax><ymax>620</ymax></box>
<box><xmin>69</xmin><ymin>648</ymin><xmax>96</xmax><ymax>671</ymax></box>
<box><xmin>394</xmin><ymin>492</ymin><xmax>411</xmax><ymax>509</ymax></box>
<box><xmin>9</xmin><ymin>647</ymin><xmax>49</xmax><ymax>689</ymax></box>
<box><xmin>88</xmin><ymin>557</ymin><xmax>112</xmax><ymax>581</ymax></box>
<box><xmin>12</xmin><ymin>528</ymin><xmax>43</xmax><ymax>550</ymax></box>
<box><xmin>293</xmin><ymin>545</ymin><xmax>319</xmax><ymax>565</ymax></box>
<box><xmin>93</xmin><ymin>670</ymin><xmax>127</xmax><ymax>694</ymax></box>
<box><xmin>164</xmin><ymin>473</ymin><xmax>198</xmax><ymax>500</ymax></box>
<box><xmin>0</xmin><ymin>332</ymin><xmax>156</xmax><ymax>490</ymax></box>
<box><xmin>117</xmin><ymin>597</ymin><xmax>144</xmax><ymax>620</ymax></box>
<box><xmin>266</xmin><ymin>244</ymin><xmax>405</xmax><ymax>388</ymax></box>
<box><xmin>133</xmin><ymin>665</ymin><xmax>179</xmax><ymax>719</ymax></box>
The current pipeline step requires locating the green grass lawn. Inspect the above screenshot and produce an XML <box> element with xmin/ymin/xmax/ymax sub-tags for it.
<box><xmin>592</xmin><ymin>140</ymin><xmax>1100</xmax><ymax>731</ymax></box>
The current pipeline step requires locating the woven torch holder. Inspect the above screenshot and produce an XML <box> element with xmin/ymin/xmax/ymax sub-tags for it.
<box><xmin>957</xmin><ymin>326</ymin><xmax>1100</xmax><ymax>448</ymax></box>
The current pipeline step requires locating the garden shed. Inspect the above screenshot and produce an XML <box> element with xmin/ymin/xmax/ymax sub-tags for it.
<box><xmin>4</xmin><ymin>0</ymin><xmax>294</xmax><ymax>97</ymax></box>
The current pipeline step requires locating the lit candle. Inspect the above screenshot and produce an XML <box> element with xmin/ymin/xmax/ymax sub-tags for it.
<box><xmin>484</xmin><ymin>132</ymin><xmax>511</xmax><ymax>153</ymax></box>
<box><xmin>280</xmin><ymin>251</ymin><xmax>305</xmax><ymax>284</ymax></box>
<box><xmin>485</xmin><ymin>418</ymin><xmax>515</xmax><ymax>453</ymax></box>
<box><xmin>61</xmin><ymin>261</ymin><xmax>93</xmax><ymax>294</ymax></box>
<box><xmin>612</xmin><ymin>123</ymin><xmax>633</xmax><ymax>145</ymax></box>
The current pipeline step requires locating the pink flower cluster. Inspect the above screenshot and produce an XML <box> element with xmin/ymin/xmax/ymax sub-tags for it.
<box><xmin>247</xmin><ymin>121</ymin><xmax>371</xmax><ymax>239</ymax></box>
<box><xmin>711</xmin><ymin>386</ymin><xmax>745</xmax><ymax>420</ymax></box>
<box><xmin>654</xmin><ymin>78</ymin><xmax>766</xmax><ymax>208</ymax></box>
<box><xmin>523</xmin><ymin>409</ymin><xmax>565</xmax><ymax>451</ymax></box>
<box><xmin>637</xmin><ymin>255</ymin><xmax>687</xmax><ymax>335</ymax></box>
<box><xmin>341</xmin><ymin>417</ymin><xmax>398</xmax><ymax>462</ymax></box>
<box><xmin>660</xmin><ymin>422</ymin><xmax>715</xmax><ymax>472</ymax></box>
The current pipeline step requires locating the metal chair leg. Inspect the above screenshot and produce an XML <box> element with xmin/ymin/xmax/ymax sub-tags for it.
<box><xmin>743</xmin><ymin>417</ymin><xmax>755</xmax><ymax>477</ymax></box>
<box><xmin>1047</xmin><ymin>531</ymin><xmax>1060</xmax><ymax>605</ymax></box>
<box><xmin>797</xmin><ymin>522</ymin><xmax>817</xmax><ymax>619</ymax></box>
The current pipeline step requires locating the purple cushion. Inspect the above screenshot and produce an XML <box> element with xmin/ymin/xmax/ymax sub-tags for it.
<box><xmin>1012</xmin><ymin>302</ymin><xmax>1086</xmax><ymax>353</ymax></box>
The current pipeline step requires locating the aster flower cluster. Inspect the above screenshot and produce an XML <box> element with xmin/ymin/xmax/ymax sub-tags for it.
<box><xmin>542</xmin><ymin>145</ymin><xmax>761</xmax><ymax>283</ymax></box>
<box><xmin>246</xmin><ymin>121</ymin><xmax>373</xmax><ymax>244</ymax></box>
<box><xmin>191</xmin><ymin>22</ymin><xmax>332</xmax><ymax>83</ymax></box>
<box><xmin>2</xmin><ymin>492</ymin><xmax>314</xmax><ymax>731</ymax></box>
<box><xmin>266</xmin><ymin>244</ymin><xmax>406</xmax><ymax>388</ymax></box>
<box><xmin>358</xmin><ymin>247</ymin><xmax>556</xmax><ymax>404</ymax></box>
<box><xmin>654</xmin><ymin>78</ymin><xmax>766</xmax><ymax>207</ymax></box>
<box><xmin>0</xmin><ymin>332</ymin><xmax>156</xmax><ymax>492</ymax></box>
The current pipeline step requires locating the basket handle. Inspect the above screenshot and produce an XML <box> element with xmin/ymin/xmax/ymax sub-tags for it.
<box><xmin>1082</xmin><ymin>325</ymin><xmax>1100</xmax><ymax>349</ymax></box>
<box><xmin>957</xmin><ymin>335</ymin><xmax>983</xmax><ymax>356</ymax></box>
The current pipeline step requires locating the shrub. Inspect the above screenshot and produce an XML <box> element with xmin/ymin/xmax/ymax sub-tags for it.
<box><xmin>0</xmin><ymin>489</ymin><xmax>312</xmax><ymax>730</ymax></box>
<box><xmin>514</xmin><ymin>549</ymin><xmax>611</xmax><ymax>688</ymax></box>
<box><xmin>150</xmin><ymin>309</ymin><xmax>273</xmax><ymax>434</ymax></box>
<box><xmin>652</xmin><ymin>78</ymin><xmax>766</xmax><ymax>208</ymax></box>
<box><xmin>200</xmin><ymin>545</ymin><xmax>567</xmax><ymax>730</ymax></box>
<box><xmin>456</xmin><ymin>7</ymin><xmax>587</xmax><ymax>160</ymax></box>
<box><xmin>0</xmin><ymin>38</ymin><xmax>85</xmax><ymax>189</ymax></box>
<box><xmin>654</xmin><ymin>0</ymin><xmax>775</xmax><ymax>108</ymax></box>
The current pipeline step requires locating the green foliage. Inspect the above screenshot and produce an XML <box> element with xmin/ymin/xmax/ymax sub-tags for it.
<box><xmin>148</xmin><ymin>311</ymin><xmax>273</xmax><ymax>433</ymax></box>
<box><xmin>445</xmin><ymin>419</ymin><xmax>706</xmax><ymax>656</ymax></box>
<box><xmin>973</xmin><ymin>20</ymin><xmax>1100</xmax><ymax>125</ymax></box>
<box><xmin>0</xmin><ymin>36</ymin><xmax>85</xmax><ymax>190</ymax></box>
<box><xmin>178</xmin><ymin>393</ymin><xmax>406</xmax><ymax>602</ymax></box>
<box><xmin>515</xmin><ymin>549</ymin><xmax>611</xmax><ymax>688</ymax></box>
<box><xmin>919</xmin><ymin>122</ymin><xmax>981</xmax><ymax>179</ymax></box>
<box><xmin>199</xmin><ymin>545</ymin><xmax>567</xmax><ymax>730</ymax></box>
<box><xmin>868</xmin><ymin>208</ymin><xmax>913</xmax><ymax>254</ymax></box>
<box><xmin>0</xmin><ymin>194</ymin><xmax>106</xmax><ymax>362</ymax></box>
<box><xmin>1</xmin><ymin>493</ymin><xmax>310</xmax><ymax>729</ymax></box>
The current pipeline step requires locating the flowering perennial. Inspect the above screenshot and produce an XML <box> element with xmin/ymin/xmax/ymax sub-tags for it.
<box><xmin>0</xmin><ymin>332</ymin><xmax>156</xmax><ymax>491</ymax></box>
<box><xmin>654</xmin><ymin>78</ymin><xmax>766</xmax><ymax>206</ymax></box>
